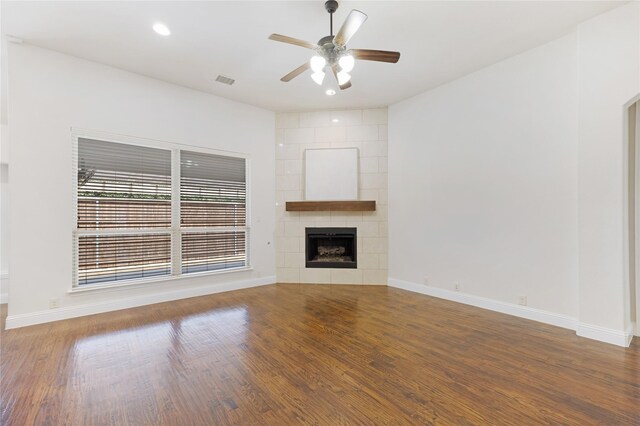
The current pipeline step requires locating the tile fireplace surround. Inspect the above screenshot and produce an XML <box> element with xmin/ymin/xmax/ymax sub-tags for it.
<box><xmin>275</xmin><ymin>108</ymin><xmax>388</xmax><ymax>285</ymax></box>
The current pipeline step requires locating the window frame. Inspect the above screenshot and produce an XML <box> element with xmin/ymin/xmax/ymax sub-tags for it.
<box><xmin>71</xmin><ymin>128</ymin><xmax>251</xmax><ymax>291</ymax></box>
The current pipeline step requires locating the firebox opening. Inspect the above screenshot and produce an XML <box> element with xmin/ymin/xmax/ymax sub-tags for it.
<box><xmin>305</xmin><ymin>227</ymin><xmax>357</xmax><ymax>269</ymax></box>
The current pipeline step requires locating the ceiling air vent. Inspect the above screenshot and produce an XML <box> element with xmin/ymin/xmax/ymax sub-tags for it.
<box><xmin>215</xmin><ymin>75</ymin><xmax>235</xmax><ymax>86</ymax></box>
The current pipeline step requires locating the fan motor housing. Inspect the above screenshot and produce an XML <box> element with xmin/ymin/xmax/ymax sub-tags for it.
<box><xmin>324</xmin><ymin>0</ymin><xmax>338</xmax><ymax>14</ymax></box>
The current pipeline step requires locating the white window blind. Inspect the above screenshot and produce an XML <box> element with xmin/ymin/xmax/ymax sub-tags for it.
<box><xmin>74</xmin><ymin>137</ymin><xmax>248</xmax><ymax>288</ymax></box>
<box><xmin>76</xmin><ymin>138</ymin><xmax>172</xmax><ymax>285</ymax></box>
<box><xmin>180</xmin><ymin>150</ymin><xmax>247</xmax><ymax>274</ymax></box>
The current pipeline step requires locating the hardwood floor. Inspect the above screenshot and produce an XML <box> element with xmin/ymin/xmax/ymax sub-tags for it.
<box><xmin>1</xmin><ymin>284</ymin><xmax>638</xmax><ymax>425</ymax></box>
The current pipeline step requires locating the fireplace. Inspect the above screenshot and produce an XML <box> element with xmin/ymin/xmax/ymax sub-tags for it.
<box><xmin>305</xmin><ymin>227</ymin><xmax>357</xmax><ymax>269</ymax></box>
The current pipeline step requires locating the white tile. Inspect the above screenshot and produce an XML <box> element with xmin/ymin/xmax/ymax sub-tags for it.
<box><xmin>330</xmin><ymin>141</ymin><xmax>361</xmax><ymax>150</ymax></box>
<box><xmin>346</xmin><ymin>125</ymin><xmax>379</xmax><ymax>142</ymax></box>
<box><xmin>378</xmin><ymin>125</ymin><xmax>388</xmax><ymax>141</ymax></box>
<box><xmin>376</xmin><ymin>205</ymin><xmax>388</xmax><ymax>220</ymax></box>
<box><xmin>315</xmin><ymin>126</ymin><xmax>346</xmax><ymax>143</ymax></box>
<box><xmin>304</xmin><ymin>142</ymin><xmax>332</xmax><ymax>151</ymax></box>
<box><xmin>283</xmin><ymin>159</ymin><xmax>302</xmax><ymax>175</ymax></box>
<box><xmin>279</xmin><ymin>113</ymin><xmax>300</xmax><ymax>128</ymax></box>
<box><xmin>275</xmin><ymin>160</ymin><xmax>285</xmax><ymax>176</ymax></box>
<box><xmin>377</xmin><ymin>189</ymin><xmax>388</xmax><ymax>205</ymax></box>
<box><xmin>276</xmin><ymin>174</ymin><xmax>301</xmax><ymax>191</ymax></box>
<box><xmin>378</xmin><ymin>254</ymin><xmax>388</xmax><ymax>269</ymax></box>
<box><xmin>378</xmin><ymin>221</ymin><xmax>388</xmax><ymax>237</ymax></box>
<box><xmin>300</xmin><ymin>268</ymin><xmax>331</xmax><ymax>284</ymax></box>
<box><xmin>361</xmin><ymin>141</ymin><xmax>381</xmax><ymax>157</ymax></box>
<box><xmin>379</xmin><ymin>173</ymin><xmax>388</xmax><ymax>189</ymax></box>
<box><xmin>331</xmin><ymin>211</ymin><xmax>362</xmax><ymax>221</ymax></box>
<box><xmin>358</xmin><ymin>253</ymin><xmax>379</xmax><ymax>269</ymax></box>
<box><xmin>358</xmin><ymin>221</ymin><xmax>379</xmax><ymax>237</ymax></box>
<box><xmin>277</xmin><ymin>267</ymin><xmax>300</xmax><ymax>283</ymax></box>
<box><xmin>284</xmin><ymin>221</ymin><xmax>304</xmax><ymax>237</ymax></box>
<box><xmin>360</xmin><ymin>157</ymin><xmax>378</xmax><ymax>173</ymax></box>
<box><xmin>379</xmin><ymin>141</ymin><xmax>388</xmax><ymax>156</ymax></box>
<box><xmin>330</xmin><ymin>110</ymin><xmax>362</xmax><ymax>126</ymax></box>
<box><xmin>362</xmin><ymin>109</ymin><xmax>388</xmax><ymax>125</ymax></box>
<box><xmin>378</xmin><ymin>156</ymin><xmax>388</xmax><ymax>173</ymax></box>
<box><xmin>361</xmin><ymin>211</ymin><xmax>379</xmax><ymax>222</ymax></box>
<box><xmin>282</xmin><ymin>211</ymin><xmax>300</xmax><ymax>222</ymax></box>
<box><xmin>362</xmin><ymin>237</ymin><xmax>387</xmax><ymax>254</ymax></box>
<box><xmin>285</xmin><ymin>252</ymin><xmax>305</xmax><ymax>268</ymax></box>
<box><xmin>276</xmin><ymin>113</ymin><xmax>299</xmax><ymax>129</ymax></box>
<box><xmin>275</xmin><ymin>252</ymin><xmax>285</xmax><ymax>267</ymax></box>
<box><xmin>277</xmin><ymin>143</ymin><xmax>300</xmax><ymax>160</ymax></box>
<box><xmin>345</xmin><ymin>216</ymin><xmax>364</xmax><ymax>227</ymax></box>
<box><xmin>359</xmin><ymin>189</ymin><xmax>378</xmax><ymax>201</ymax></box>
<box><xmin>282</xmin><ymin>190</ymin><xmax>303</xmax><ymax>202</ymax></box>
<box><xmin>300</xmin><ymin>111</ymin><xmax>331</xmax><ymax>127</ymax></box>
<box><xmin>331</xmin><ymin>269</ymin><xmax>363</xmax><ymax>284</ymax></box>
<box><xmin>328</xmin><ymin>219</ymin><xmax>347</xmax><ymax>227</ymax></box>
<box><xmin>360</xmin><ymin>174</ymin><xmax>379</xmax><ymax>189</ymax></box>
<box><xmin>277</xmin><ymin>237</ymin><xmax>299</xmax><ymax>253</ymax></box>
<box><xmin>275</xmin><ymin>129</ymin><xmax>284</xmax><ymax>145</ymax></box>
<box><xmin>299</xmin><ymin>211</ymin><xmax>331</xmax><ymax>221</ymax></box>
<box><xmin>362</xmin><ymin>269</ymin><xmax>387</xmax><ymax>285</ymax></box>
<box><xmin>275</xmin><ymin>222</ymin><xmax>285</xmax><ymax>237</ymax></box>
<box><xmin>284</xmin><ymin>128</ymin><xmax>314</xmax><ymax>145</ymax></box>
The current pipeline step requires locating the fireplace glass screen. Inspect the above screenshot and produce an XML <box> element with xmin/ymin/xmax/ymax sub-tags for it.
<box><xmin>305</xmin><ymin>227</ymin><xmax>357</xmax><ymax>269</ymax></box>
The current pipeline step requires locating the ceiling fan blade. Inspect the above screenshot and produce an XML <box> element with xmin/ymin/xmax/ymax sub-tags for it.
<box><xmin>268</xmin><ymin>33</ymin><xmax>317</xmax><ymax>50</ymax></box>
<box><xmin>333</xmin><ymin>10</ymin><xmax>368</xmax><ymax>47</ymax></box>
<box><xmin>331</xmin><ymin>65</ymin><xmax>352</xmax><ymax>90</ymax></box>
<box><xmin>281</xmin><ymin>62</ymin><xmax>310</xmax><ymax>82</ymax></box>
<box><xmin>351</xmin><ymin>49</ymin><xmax>401</xmax><ymax>63</ymax></box>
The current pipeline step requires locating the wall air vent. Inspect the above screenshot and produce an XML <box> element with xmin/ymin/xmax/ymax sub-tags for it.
<box><xmin>215</xmin><ymin>75</ymin><xmax>235</xmax><ymax>86</ymax></box>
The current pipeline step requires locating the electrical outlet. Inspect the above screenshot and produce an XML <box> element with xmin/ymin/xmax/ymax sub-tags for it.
<box><xmin>49</xmin><ymin>298</ymin><xmax>60</xmax><ymax>309</ymax></box>
<box><xmin>454</xmin><ymin>282</ymin><xmax>460</xmax><ymax>292</ymax></box>
<box><xmin>518</xmin><ymin>296</ymin><xmax>527</xmax><ymax>306</ymax></box>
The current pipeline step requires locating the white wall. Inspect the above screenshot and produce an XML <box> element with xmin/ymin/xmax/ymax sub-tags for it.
<box><xmin>0</xmin><ymin>163</ymin><xmax>7</xmax><ymax>302</ymax></box>
<box><xmin>576</xmin><ymin>2</ymin><xmax>640</xmax><ymax>337</ymax></box>
<box><xmin>6</xmin><ymin>44</ymin><xmax>275</xmax><ymax>325</ymax></box>
<box><xmin>388</xmin><ymin>2</ymin><xmax>640</xmax><ymax>346</ymax></box>
<box><xmin>389</xmin><ymin>33</ymin><xmax>580</xmax><ymax>317</ymax></box>
<box><xmin>275</xmin><ymin>109</ymin><xmax>388</xmax><ymax>285</ymax></box>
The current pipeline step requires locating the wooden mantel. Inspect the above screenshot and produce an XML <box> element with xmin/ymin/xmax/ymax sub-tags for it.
<box><xmin>285</xmin><ymin>200</ymin><xmax>376</xmax><ymax>212</ymax></box>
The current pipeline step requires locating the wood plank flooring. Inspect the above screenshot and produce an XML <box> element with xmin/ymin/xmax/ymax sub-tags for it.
<box><xmin>1</xmin><ymin>284</ymin><xmax>638</xmax><ymax>425</ymax></box>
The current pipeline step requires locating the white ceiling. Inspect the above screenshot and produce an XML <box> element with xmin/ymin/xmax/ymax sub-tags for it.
<box><xmin>2</xmin><ymin>1</ymin><xmax>624</xmax><ymax>112</ymax></box>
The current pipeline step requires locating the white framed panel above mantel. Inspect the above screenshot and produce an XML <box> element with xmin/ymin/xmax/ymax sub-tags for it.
<box><xmin>304</xmin><ymin>148</ymin><xmax>359</xmax><ymax>201</ymax></box>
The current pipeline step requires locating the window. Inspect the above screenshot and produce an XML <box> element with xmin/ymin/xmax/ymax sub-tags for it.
<box><xmin>74</xmin><ymin>136</ymin><xmax>248</xmax><ymax>287</ymax></box>
<box><xmin>180</xmin><ymin>150</ymin><xmax>247</xmax><ymax>274</ymax></box>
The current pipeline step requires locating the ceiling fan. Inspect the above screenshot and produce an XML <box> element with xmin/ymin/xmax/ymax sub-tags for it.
<box><xmin>268</xmin><ymin>0</ymin><xmax>400</xmax><ymax>93</ymax></box>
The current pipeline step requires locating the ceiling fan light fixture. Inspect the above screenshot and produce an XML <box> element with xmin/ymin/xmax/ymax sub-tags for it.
<box><xmin>337</xmin><ymin>70</ymin><xmax>351</xmax><ymax>86</ymax></box>
<box><xmin>325</xmin><ymin>89</ymin><xmax>336</xmax><ymax>96</ymax></box>
<box><xmin>310</xmin><ymin>55</ymin><xmax>327</xmax><ymax>73</ymax></box>
<box><xmin>311</xmin><ymin>71</ymin><xmax>325</xmax><ymax>85</ymax></box>
<box><xmin>338</xmin><ymin>54</ymin><xmax>355</xmax><ymax>72</ymax></box>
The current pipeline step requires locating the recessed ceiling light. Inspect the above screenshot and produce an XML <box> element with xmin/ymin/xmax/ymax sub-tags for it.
<box><xmin>331</xmin><ymin>118</ymin><xmax>339</xmax><ymax>123</ymax></box>
<box><xmin>153</xmin><ymin>22</ymin><xmax>171</xmax><ymax>36</ymax></box>
<box><xmin>325</xmin><ymin>89</ymin><xmax>336</xmax><ymax>96</ymax></box>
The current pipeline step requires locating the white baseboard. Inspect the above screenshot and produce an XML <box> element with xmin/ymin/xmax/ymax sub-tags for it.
<box><xmin>388</xmin><ymin>278</ymin><xmax>633</xmax><ymax>348</ymax></box>
<box><xmin>5</xmin><ymin>276</ymin><xmax>275</xmax><ymax>329</ymax></box>
<box><xmin>575</xmin><ymin>322</ymin><xmax>634</xmax><ymax>347</ymax></box>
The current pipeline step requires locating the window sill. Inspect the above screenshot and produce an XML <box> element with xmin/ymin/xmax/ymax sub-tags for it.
<box><xmin>68</xmin><ymin>266</ymin><xmax>253</xmax><ymax>295</ymax></box>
